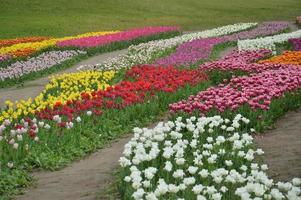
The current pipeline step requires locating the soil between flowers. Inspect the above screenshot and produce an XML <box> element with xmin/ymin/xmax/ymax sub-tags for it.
<box><xmin>254</xmin><ymin>108</ymin><xmax>301</xmax><ymax>182</ymax></box>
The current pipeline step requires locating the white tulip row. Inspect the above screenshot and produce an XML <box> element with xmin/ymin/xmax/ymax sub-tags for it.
<box><xmin>238</xmin><ymin>30</ymin><xmax>301</xmax><ymax>53</ymax></box>
<box><xmin>77</xmin><ymin>23</ymin><xmax>257</xmax><ymax>71</ymax></box>
<box><xmin>118</xmin><ymin>114</ymin><xmax>301</xmax><ymax>200</ymax></box>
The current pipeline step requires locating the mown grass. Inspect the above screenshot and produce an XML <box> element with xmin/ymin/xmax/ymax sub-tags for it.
<box><xmin>0</xmin><ymin>0</ymin><xmax>300</xmax><ymax>38</ymax></box>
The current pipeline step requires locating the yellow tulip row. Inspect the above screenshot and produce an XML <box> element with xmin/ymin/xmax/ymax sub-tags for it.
<box><xmin>0</xmin><ymin>31</ymin><xmax>119</xmax><ymax>57</ymax></box>
<box><xmin>1</xmin><ymin>70</ymin><xmax>115</xmax><ymax>122</ymax></box>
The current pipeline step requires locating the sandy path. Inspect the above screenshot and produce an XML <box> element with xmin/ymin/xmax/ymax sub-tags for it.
<box><xmin>16</xmin><ymin>135</ymin><xmax>131</xmax><ymax>200</ymax></box>
<box><xmin>0</xmin><ymin>49</ymin><xmax>127</xmax><ymax>108</ymax></box>
<box><xmin>255</xmin><ymin>109</ymin><xmax>301</xmax><ymax>181</ymax></box>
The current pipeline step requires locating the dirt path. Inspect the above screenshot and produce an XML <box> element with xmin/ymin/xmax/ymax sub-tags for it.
<box><xmin>255</xmin><ymin>109</ymin><xmax>301</xmax><ymax>182</ymax></box>
<box><xmin>0</xmin><ymin>49</ymin><xmax>127</xmax><ymax>108</ymax></box>
<box><xmin>16</xmin><ymin>135</ymin><xmax>131</xmax><ymax>200</ymax></box>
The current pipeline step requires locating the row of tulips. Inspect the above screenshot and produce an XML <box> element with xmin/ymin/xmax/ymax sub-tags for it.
<box><xmin>170</xmin><ymin>66</ymin><xmax>301</xmax><ymax>115</ymax></box>
<box><xmin>77</xmin><ymin>23</ymin><xmax>257</xmax><ymax>71</ymax></box>
<box><xmin>288</xmin><ymin>38</ymin><xmax>301</xmax><ymax>50</ymax></box>
<box><xmin>199</xmin><ymin>49</ymin><xmax>285</xmax><ymax>74</ymax></box>
<box><xmin>0</xmin><ymin>50</ymin><xmax>86</xmax><ymax>83</ymax></box>
<box><xmin>237</xmin><ymin>30</ymin><xmax>301</xmax><ymax>52</ymax></box>
<box><xmin>118</xmin><ymin>115</ymin><xmax>301</xmax><ymax>200</ymax></box>
<box><xmin>155</xmin><ymin>22</ymin><xmax>288</xmax><ymax>66</ymax></box>
<box><xmin>259</xmin><ymin>51</ymin><xmax>301</xmax><ymax>65</ymax></box>
<box><xmin>36</xmin><ymin>66</ymin><xmax>208</xmax><ymax>122</ymax></box>
<box><xmin>57</xmin><ymin>26</ymin><xmax>179</xmax><ymax>48</ymax></box>
<box><xmin>0</xmin><ymin>36</ymin><xmax>50</xmax><ymax>48</ymax></box>
<box><xmin>0</xmin><ymin>70</ymin><xmax>115</xmax><ymax>122</ymax></box>
<box><xmin>0</xmin><ymin>31</ymin><xmax>118</xmax><ymax>61</ymax></box>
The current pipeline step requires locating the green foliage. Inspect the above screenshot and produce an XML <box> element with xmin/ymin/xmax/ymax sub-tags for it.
<box><xmin>0</xmin><ymin>0</ymin><xmax>300</xmax><ymax>38</ymax></box>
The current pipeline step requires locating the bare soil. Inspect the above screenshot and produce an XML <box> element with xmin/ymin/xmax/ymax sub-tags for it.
<box><xmin>254</xmin><ymin>109</ymin><xmax>301</xmax><ymax>181</ymax></box>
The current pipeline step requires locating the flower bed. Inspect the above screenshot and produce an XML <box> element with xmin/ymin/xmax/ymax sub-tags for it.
<box><xmin>288</xmin><ymin>38</ymin><xmax>301</xmax><ymax>50</ymax></box>
<box><xmin>36</xmin><ymin>65</ymin><xmax>208</xmax><ymax>122</ymax></box>
<box><xmin>0</xmin><ymin>50</ymin><xmax>86</xmax><ymax>83</ymax></box>
<box><xmin>155</xmin><ymin>22</ymin><xmax>288</xmax><ymax>66</ymax></box>
<box><xmin>0</xmin><ymin>31</ymin><xmax>118</xmax><ymax>59</ymax></box>
<box><xmin>169</xmin><ymin>66</ymin><xmax>301</xmax><ymax>117</ymax></box>
<box><xmin>57</xmin><ymin>26</ymin><xmax>179</xmax><ymax>48</ymax></box>
<box><xmin>238</xmin><ymin>30</ymin><xmax>301</xmax><ymax>52</ymax></box>
<box><xmin>0</xmin><ymin>36</ymin><xmax>50</xmax><ymax>48</ymax></box>
<box><xmin>118</xmin><ymin>115</ymin><xmax>301</xmax><ymax>199</ymax></box>
<box><xmin>200</xmin><ymin>49</ymin><xmax>278</xmax><ymax>73</ymax></box>
<box><xmin>259</xmin><ymin>51</ymin><xmax>301</xmax><ymax>65</ymax></box>
<box><xmin>78</xmin><ymin>23</ymin><xmax>257</xmax><ymax>71</ymax></box>
<box><xmin>0</xmin><ymin>70</ymin><xmax>115</xmax><ymax>122</ymax></box>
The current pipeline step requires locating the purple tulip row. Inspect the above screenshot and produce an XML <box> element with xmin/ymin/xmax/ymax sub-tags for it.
<box><xmin>0</xmin><ymin>50</ymin><xmax>86</xmax><ymax>81</ymax></box>
<box><xmin>169</xmin><ymin>66</ymin><xmax>301</xmax><ymax>114</ymax></box>
<box><xmin>289</xmin><ymin>38</ymin><xmax>301</xmax><ymax>50</ymax></box>
<box><xmin>156</xmin><ymin>22</ymin><xmax>289</xmax><ymax>66</ymax></box>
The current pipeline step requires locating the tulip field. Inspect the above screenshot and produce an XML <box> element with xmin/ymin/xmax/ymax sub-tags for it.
<box><xmin>0</xmin><ymin>20</ymin><xmax>301</xmax><ymax>200</ymax></box>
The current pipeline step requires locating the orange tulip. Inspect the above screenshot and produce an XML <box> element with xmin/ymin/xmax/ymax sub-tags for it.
<box><xmin>259</xmin><ymin>51</ymin><xmax>301</xmax><ymax>65</ymax></box>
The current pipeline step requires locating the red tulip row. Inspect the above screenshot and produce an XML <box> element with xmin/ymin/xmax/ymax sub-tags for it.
<box><xmin>35</xmin><ymin>65</ymin><xmax>208</xmax><ymax>124</ymax></box>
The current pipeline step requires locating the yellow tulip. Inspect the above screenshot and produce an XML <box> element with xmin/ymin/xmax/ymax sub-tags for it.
<box><xmin>0</xmin><ymin>70</ymin><xmax>115</xmax><ymax>123</ymax></box>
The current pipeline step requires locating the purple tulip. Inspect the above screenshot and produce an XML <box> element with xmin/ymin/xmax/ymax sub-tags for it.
<box><xmin>156</xmin><ymin>22</ymin><xmax>289</xmax><ymax>66</ymax></box>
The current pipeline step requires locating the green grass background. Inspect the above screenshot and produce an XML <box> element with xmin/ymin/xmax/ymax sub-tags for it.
<box><xmin>0</xmin><ymin>0</ymin><xmax>300</xmax><ymax>38</ymax></box>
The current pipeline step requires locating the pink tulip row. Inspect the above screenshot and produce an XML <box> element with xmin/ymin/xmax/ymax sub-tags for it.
<box><xmin>169</xmin><ymin>66</ymin><xmax>301</xmax><ymax>114</ymax></box>
<box><xmin>155</xmin><ymin>22</ymin><xmax>289</xmax><ymax>66</ymax></box>
<box><xmin>57</xmin><ymin>26</ymin><xmax>179</xmax><ymax>48</ymax></box>
<box><xmin>199</xmin><ymin>49</ymin><xmax>299</xmax><ymax>73</ymax></box>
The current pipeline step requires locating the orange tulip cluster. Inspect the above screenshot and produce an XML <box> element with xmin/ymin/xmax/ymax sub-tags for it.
<box><xmin>0</xmin><ymin>36</ymin><xmax>50</xmax><ymax>48</ymax></box>
<box><xmin>259</xmin><ymin>51</ymin><xmax>301</xmax><ymax>65</ymax></box>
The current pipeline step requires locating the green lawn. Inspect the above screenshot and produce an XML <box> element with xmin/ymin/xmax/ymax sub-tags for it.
<box><xmin>0</xmin><ymin>0</ymin><xmax>300</xmax><ymax>39</ymax></box>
